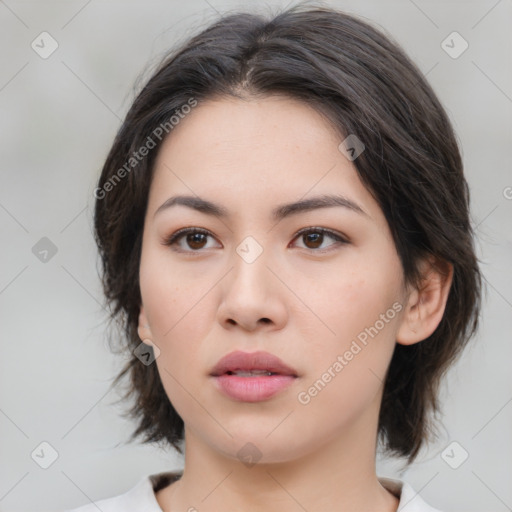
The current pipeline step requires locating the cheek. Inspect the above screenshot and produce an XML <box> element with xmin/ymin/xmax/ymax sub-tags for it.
<box><xmin>293</xmin><ymin>267</ymin><xmax>401</xmax><ymax>432</ymax></box>
<box><xmin>140</xmin><ymin>244</ymin><xmax>209</xmax><ymax>333</ymax></box>
<box><xmin>139</xmin><ymin>254</ymin><xmax>217</xmax><ymax>385</ymax></box>
<box><xmin>140</xmin><ymin>263</ymin><xmax>213</xmax><ymax>420</ymax></box>
<box><xmin>293</xmin><ymin>253</ymin><xmax>403</xmax><ymax>348</ymax></box>
<box><xmin>292</xmin><ymin>252</ymin><xmax>403</xmax><ymax>414</ymax></box>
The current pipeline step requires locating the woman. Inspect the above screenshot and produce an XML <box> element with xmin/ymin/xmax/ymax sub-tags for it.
<box><xmin>68</xmin><ymin>5</ymin><xmax>481</xmax><ymax>511</ymax></box>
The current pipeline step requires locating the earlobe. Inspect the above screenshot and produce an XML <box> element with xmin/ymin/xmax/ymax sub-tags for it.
<box><xmin>137</xmin><ymin>306</ymin><xmax>153</xmax><ymax>345</ymax></box>
<box><xmin>396</xmin><ymin>257</ymin><xmax>453</xmax><ymax>346</ymax></box>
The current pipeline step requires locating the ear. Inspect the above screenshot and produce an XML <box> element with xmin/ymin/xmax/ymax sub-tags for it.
<box><xmin>137</xmin><ymin>305</ymin><xmax>154</xmax><ymax>346</ymax></box>
<box><xmin>396</xmin><ymin>256</ymin><xmax>453</xmax><ymax>346</ymax></box>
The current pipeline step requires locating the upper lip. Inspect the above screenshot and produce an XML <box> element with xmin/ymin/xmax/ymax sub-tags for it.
<box><xmin>210</xmin><ymin>350</ymin><xmax>298</xmax><ymax>377</ymax></box>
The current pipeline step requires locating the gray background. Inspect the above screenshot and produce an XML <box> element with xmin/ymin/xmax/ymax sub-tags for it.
<box><xmin>1</xmin><ymin>0</ymin><xmax>511</xmax><ymax>511</ymax></box>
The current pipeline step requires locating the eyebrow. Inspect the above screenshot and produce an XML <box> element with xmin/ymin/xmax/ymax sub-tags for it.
<box><xmin>154</xmin><ymin>193</ymin><xmax>368</xmax><ymax>221</ymax></box>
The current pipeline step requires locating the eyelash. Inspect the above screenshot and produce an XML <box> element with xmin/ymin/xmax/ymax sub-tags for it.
<box><xmin>162</xmin><ymin>227</ymin><xmax>349</xmax><ymax>254</ymax></box>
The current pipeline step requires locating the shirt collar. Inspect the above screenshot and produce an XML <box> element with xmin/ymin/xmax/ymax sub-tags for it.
<box><xmin>142</xmin><ymin>472</ymin><xmax>442</xmax><ymax>512</ymax></box>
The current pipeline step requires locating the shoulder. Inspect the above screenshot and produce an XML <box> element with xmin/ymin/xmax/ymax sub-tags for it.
<box><xmin>63</xmin><ymin>472</ymin><xmax>181</xmax><ymax>512</ymax></box>
<box><xmin>379</xmin><ymin>477</ymin><xmax>443</xmax><ymax>512</ymax></box>
<box><xmin>62</xmin><ymin>476</ymin><xmax>150</xmax><ymax>512</ymax></box>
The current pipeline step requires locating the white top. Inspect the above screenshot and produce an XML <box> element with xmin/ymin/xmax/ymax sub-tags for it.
<box><xmin>64</xmin><ymin>471</ymin><xmax>442</xmax><ymax>511</ymax></box>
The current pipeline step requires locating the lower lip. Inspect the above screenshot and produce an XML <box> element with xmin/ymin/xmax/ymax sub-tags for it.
<box><xmin>212</xmin><ymin>374</ymin><xmax>296</xmax><ymax>402</ymax></box>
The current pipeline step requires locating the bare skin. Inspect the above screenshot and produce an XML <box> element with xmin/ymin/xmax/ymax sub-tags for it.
<box><xmin>137</xmin><ymin>95</ymin><xmax>453</xmax><ymax>512</ymax></box>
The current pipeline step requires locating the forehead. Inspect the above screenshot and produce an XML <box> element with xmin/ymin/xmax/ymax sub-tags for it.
<box><xmin>148</xmin><ymin>95</ymin><xmax>380</xmax><ymax>223</ymax></box>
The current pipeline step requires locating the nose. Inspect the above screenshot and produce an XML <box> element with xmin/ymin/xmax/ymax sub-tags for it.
<box><xmin>217</xmin><ymin>247</ymin><xmax>288</xmax><ymax>332</ymax></box>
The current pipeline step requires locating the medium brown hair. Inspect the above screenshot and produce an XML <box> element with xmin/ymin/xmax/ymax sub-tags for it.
<box><xmin>95</xmin><ymin>5</ymin><xmax>481</xmax><ymax>463</ymax></box>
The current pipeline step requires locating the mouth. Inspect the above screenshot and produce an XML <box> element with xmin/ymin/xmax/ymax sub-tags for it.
<box><xmin>224</xmin><ymin>370</ymin><xmax>280</xmax><ymax>376</ymax></box>
<box><xmin>209</xmin><ymin>350</ymin><xmax>299</xmax><ymax>378</ymax></box>
<box><xmin>209</xmin><ymin>350</ymin><xmax>299</xmax><ymax>402</ymax></box>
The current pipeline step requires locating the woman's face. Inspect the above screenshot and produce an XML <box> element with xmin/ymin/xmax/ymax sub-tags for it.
<box><xmin>138</xmin><ymin>95</ymin><xmax>410</xmax><ymax>463</ymax></box>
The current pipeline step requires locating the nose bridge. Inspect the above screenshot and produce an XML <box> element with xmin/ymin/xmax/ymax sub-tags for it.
<box><xmin>216</xmin><ymin>233</ymin><xmax>287</xmax><ymax>329</ymax></box>
<box><xmin>229</xmin><ymin>234</ymin><xmax>272</xmax><ymax>295</ymax></box>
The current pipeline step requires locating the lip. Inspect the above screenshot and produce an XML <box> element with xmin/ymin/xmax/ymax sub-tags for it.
<box><xmin>209</xmin><ymin>350</ymin><xmax>298</xmax><ymax>402</ymax></box>
<box><xmin>210</xmin><ymin>350</ymin><xmax>298</xmax><ymax>377</ymax></box>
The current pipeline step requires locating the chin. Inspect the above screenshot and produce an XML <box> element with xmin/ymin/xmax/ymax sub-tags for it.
<box><xmin>208</xmin><ymin>429</ymin><xmax>314</xmax><ymax>467</ymax></box>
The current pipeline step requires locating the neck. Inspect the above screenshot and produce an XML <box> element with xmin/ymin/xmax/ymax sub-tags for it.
<box><xmin>157</xmin><ymin>395</ymin><xmax>399</xmax><ymax>512</ymax></box>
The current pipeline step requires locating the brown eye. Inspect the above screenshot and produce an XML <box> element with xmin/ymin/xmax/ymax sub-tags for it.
<box><xmin>293</xmin><ymin>227</ymin><xmax>348</xmax><ymax>252</ymax></box>
<box><xmin>163</xmin><ymin>228</ymin><xmax>219</xmax><ymax>252</ymax></box>
<box><xmin>164</xmin><ymin>227</ymin><xmax>348</xmax><ymax>254</ymax></box>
